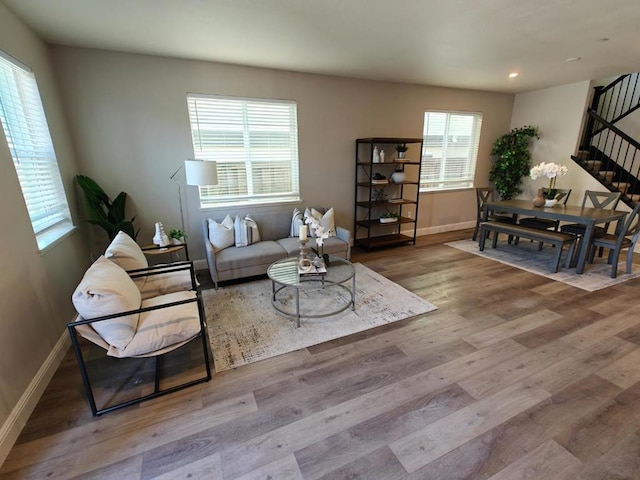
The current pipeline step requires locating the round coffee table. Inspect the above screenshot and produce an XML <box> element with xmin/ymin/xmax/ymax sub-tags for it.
<box><xmin>267</xmin><ymin>256</ymin><xmax>356</xmax><ymax>327</ymax></box>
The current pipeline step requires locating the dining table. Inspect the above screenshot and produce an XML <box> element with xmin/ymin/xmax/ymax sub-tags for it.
<box><xmin>482</xmin><ymin>199</ymin><xmax>628</xmax><ymax>274</ymax></box>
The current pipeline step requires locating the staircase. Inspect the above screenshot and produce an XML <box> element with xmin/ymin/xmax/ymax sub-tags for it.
<box><xmin>574</xmin><ymin>72</ymin><xmax>640</xmax><ymax>207</ymax></box>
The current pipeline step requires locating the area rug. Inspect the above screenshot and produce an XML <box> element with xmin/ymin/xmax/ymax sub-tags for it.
<box><xmin>446</xmin><ymin>239</ymin><xmax>640</xmax><ymax>292</ymax></box>
<box><xmin>202</xmin><ymin>263</ymin><xmax>437</xmax><ymax>372</ymax></box>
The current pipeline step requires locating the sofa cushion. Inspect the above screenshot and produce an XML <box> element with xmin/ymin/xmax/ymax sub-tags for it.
<box><xmin>209</xmin><ymin>214</ymin><xmax>235</xmax><ymax>252</ymax></box>
<box><xmin>105</xmin><ymin>231</ymin><xmax>148</xmax><ymax>271</ymax></box>
<box><xmin>72</xmin><ymin>256</ymin><xmax>140</xmax><ymax>350</ymax></box>
<box><xmin>235</xmin><ymin>215</ymin><xmax>261</xmax><ymax>247</ymax></box>
<box><xmin>216</xmin><ymin>240</ymin><xmax>285</xmax><ymax>272</ymax></box>
<box><xmin>107</xmin><ymin>291</ymin><xmax>201</xmax><ymax>358</ymax></box>
<box><xmin>310</xmin><ymin>207</ymin><xmax>336</xmax><ymax>237</ymax></box>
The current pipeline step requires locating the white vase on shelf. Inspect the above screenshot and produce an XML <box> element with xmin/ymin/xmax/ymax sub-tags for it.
<box><xmin>373</xmin><ymin>146</ymin><xmax>380</xmax><ymax>163</ymax></box>
<box><xmin>544</xmin><ymin>199</ymin><xmax>558</xmax><ymax>207</ymax></box>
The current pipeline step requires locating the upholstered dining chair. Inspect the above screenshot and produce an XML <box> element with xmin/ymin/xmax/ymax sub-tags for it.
<box><xmin>587</xmin><ymin>201</ymin><xmax>640</xmax><ymax>278</ymax></box>
<box><xmin>473</xmin><ymin>187</ymin><xmax>517</xmax><ymax>241</ymax></box>
<box><xmin>68</xmin><ymin>256</ymin><xmax>212</xmax><ymax>415</ymax></box>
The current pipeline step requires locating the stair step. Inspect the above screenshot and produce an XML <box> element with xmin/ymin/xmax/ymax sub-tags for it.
<box><xmin>611</xmin><ymin>182</ymin><xmax>631</xmax><ymax>193</ymax></box>
<box><xmin>583</xmin><ymin>160</ymin><xmax>602</xmax><ymax>172</ymax></box>
<box><xmin>628</xmin><ymin>194</ymin><xmax>640</xmax><ymax>203</ymax></box>
<box><xmin>598</xmin><ymin>171</ymin><xmax>616</xmax><ymax>181</ymax></box>
<box><xmin>577</xmin><ymin>150</ymin><xmax>591</xmax><ymax>161</ymax></box>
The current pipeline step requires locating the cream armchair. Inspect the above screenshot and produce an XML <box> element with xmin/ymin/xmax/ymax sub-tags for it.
<box><xmin>68</xmin><ymin>255</ymin><xmax>211</xmax><ymax>415</ymax></box>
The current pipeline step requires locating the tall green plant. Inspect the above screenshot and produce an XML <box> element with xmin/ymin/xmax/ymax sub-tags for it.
<box><xmin>489</xmin><ymin>126</ymin><xmax>539</xmax><ymax>200</ymax></box>
<box><xmin>76</xmin><ymin>175</ymin><xmax>138</xmax><ymax>240</ymax></box>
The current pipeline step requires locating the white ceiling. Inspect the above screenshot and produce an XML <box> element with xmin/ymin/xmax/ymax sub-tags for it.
<box><xmin>3</xmin><ymin>0</ymin><xmax>640</xmax><ymax>93</ymax></box>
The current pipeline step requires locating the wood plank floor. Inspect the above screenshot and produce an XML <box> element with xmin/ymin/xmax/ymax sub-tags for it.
<box><xmin>3</xmin><ymin>229</ymin><xmax>640</xmax><ymax>479</ymax></box>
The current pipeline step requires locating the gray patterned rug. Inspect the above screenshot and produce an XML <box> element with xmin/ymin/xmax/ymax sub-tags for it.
<box><xmin>202</xmin><ymin>263</ymin><xmax>437</xmax><ymax>372</ymax></box>
<box><xmin>446</xmin><ymin>239</ymin><xmax>640</xmax><ymax>291</ymax></box>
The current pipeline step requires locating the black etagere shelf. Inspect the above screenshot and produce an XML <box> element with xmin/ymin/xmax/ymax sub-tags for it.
<box><xmin>354</xmin><ymin>137</ymin><xmax>423</xmax><ymax>250</ymax></box>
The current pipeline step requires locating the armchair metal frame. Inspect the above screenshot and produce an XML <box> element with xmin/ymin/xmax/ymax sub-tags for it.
<box><xmin>67</xmin><ymin>262</ymin><xmax>212</xmax><ymax>416</ymax></box>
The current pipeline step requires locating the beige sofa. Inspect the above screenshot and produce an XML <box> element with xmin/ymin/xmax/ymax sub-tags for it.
<box><xmin>202</xmin><ymin>209</ymin><xmax>351</xmax><ymax>288</ymax></box>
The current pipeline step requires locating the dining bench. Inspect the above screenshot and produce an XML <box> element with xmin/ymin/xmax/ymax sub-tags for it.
<box><xmin>479</xmin><ymin>221</ymin><xmax>578</xmax><ymax>273</ymax></box>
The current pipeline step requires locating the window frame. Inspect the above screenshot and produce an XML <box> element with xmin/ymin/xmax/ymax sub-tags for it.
<box><xmin>186</xmin><ymin>93</ymin><xmax>301</xmax><ymax>209</ymax></box>
<box><xmin>419</xmin><ymin>110</ymin><xmax>483</xmax><ymax>192</ymax></box>
<box><xmin>0</xmin><ymin>50</ymin><xmax>74</xmax><ymax>251</ymax></box>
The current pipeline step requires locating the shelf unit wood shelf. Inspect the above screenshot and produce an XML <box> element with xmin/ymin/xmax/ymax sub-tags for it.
<box><xmin>354</xmin><ymin>137</ymin><xmax>424</xmax><ymax>251</ymax></box>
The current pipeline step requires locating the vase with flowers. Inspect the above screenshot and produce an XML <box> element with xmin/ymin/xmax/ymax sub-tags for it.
<box><xmin>305</xmin><ymin>216</ymin><xmax>331</xmax><ymax>266</ymax></box>
<box><xmin>529</xmin><ymin>162</ymin><xmax>568</xmax><ymax>207</ymax></box>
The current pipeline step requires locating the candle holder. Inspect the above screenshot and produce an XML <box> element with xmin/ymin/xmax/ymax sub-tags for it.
<box><xmin>298</xmin><ymin>238</ymin><xmax>310</xmax><ymax>262</ymax></box>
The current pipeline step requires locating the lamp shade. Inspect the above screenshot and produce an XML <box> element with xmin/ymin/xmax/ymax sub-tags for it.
<box><xmin>185</xmin><ymin>160</ymin><xmax>218</xmax><ymax>186</ymax></box>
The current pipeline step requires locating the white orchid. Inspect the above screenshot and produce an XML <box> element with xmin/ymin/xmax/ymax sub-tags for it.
<box><xmin>305</xmin><ymin>216</ymin><xmax>330</xmax><ymax>262</ymax></box>
<box><xmin>530</xmin><ymin>162</ymin><xmax>568</xmax><ymax>196</ymax></box>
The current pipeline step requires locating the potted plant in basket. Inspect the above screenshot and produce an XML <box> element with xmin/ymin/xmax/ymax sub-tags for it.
<box><xmin>168</xmin><ymin>228</ymin><xmax>187</xmax><ymax>245</ymax></box>
<box><xmin>395</xmin><ymin>143</ymin><xmax>409</xmax><ymax>160</ymax></box>
<box><xmin>380</xmin><ymin>211</ymin><xmax>399</xmax><ymax>223</ymax></box>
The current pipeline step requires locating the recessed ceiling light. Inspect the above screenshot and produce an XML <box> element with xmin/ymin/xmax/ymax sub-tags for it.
<box><xmin>565</xmin><ymin>57</ymin><xmax>582</xmax><ymax>62</ymax></box>
<box><xmin>509</xmin><ymin>72</ymin><xmax>519</xmax><ymax>78</ymax></box>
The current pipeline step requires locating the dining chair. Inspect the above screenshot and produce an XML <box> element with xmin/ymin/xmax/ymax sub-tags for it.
<box><xmin>560</xmin><ymin>190</ymin><xmax>622</xmax><ymax>237</ymax></box>
<box><xmin>518</xmin><ymin>188</ymin><xmax>572</xmax><ymax>232</ymax></box>
<box><xmin>473</xmin><ymin>187</ymin><xmax>517</xmax><ymax>241</ymax></box>
<box><xmin>587</xmin><ymin>201</ymin><xmax>640</xmax><ymax>278</ymax></box>
<box><xmin>514</xmin><ymin>188</ymin><xmax>572</xmax><ymax>250</ymax></box>
<box><xmin>559</xmin><ymin>190</ymin><xmax>622</xmax><ymax>259</ymax></box>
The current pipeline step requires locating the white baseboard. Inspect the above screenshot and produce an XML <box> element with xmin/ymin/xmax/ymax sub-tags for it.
<box><xmin>0</xmin><ymin>331</ymin><xmax>70</xmax><ymax>467</ymax></box>
<box><xmin>415</xmin><ymin>221</ymin><xmax>475</xmax><ymax>237</ymax></box>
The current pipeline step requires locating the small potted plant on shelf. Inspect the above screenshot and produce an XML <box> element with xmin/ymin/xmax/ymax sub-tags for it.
<box><xmin>395</xmin><ymin>143</ymin><xmax>408</xmax><ymax>160</ymax></box>
<box><xmin>168</xmin><ymin>228</ymin><xmax>187</xmax><ymax>245</ymax></box>
<box><xmin>379</xmin><ymin>211</ymin><xmax>399</xmax><ymax>223</ymax></box>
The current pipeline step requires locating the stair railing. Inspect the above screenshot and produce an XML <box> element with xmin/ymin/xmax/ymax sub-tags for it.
<box><xmin>589</xmin><ymin>72</ymin><xmax>640</xmax><ymax>137</ymax></box>
<box><xmin>581</xmin><ymin>109</ymin><xmax>640</xmax><ymax>202</ymax></box>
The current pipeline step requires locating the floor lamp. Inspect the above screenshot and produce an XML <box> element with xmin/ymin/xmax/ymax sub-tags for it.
<box><xmin>170</xmin><ymin>159</ymin><xmax>218</xmax><ymax>238</ymax></box>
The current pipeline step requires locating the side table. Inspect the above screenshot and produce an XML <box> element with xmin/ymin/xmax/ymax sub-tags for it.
<box><xmin>142</xmin><ymin>243</ymin><xmax>190</xmax><ymax>263</ymax></box>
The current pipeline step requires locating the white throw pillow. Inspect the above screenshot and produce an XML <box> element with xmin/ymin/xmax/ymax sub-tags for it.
<box><xmin>290</xmin><ymin>208</ymin><xmax>304</xmax><ymax>237</ymax></box>
<box><xmin>310</xmin><ymin>207</ymin><xmax>336</xmax><ymax>237</ymax></box>
<box><xmin>235</xmin><ymin>215</ymin><xmax>261</xmax><ymax>247</ymax></box>
<box><xmin>72</xmin><ymin>256</ymin><xmax>141</xmax><ymax>350</ymax></box>
<box><xmin>208</xmin><ymin>215</ymin><xmax>235</xmax><ymax>252</ymax></box>
<box><xmin>105</xmin><ymin>231</ymin><xmax>148</xmax><ymax>271</ymax></box>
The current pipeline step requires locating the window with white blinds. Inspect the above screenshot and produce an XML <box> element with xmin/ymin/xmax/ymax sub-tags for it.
<box><xmin>186</xmin><ymin>94</ymin><xmax>300</xmax><ymax>208</ymax></box>
<box><xmin>420</xmin><ymin>111</ymin><xmax>483</xmax><ymax>191</ymax></box>
<box><xmin>0</xmin><ymin>51</ymin><xmax>73</xmax><ymax>250</ymax></box>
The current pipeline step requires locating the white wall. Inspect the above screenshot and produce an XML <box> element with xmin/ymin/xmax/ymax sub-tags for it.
<box><xmin>0</xmin><ymin>4</ymin><xmax>90</xmax><ymax>463</ymax></box>
<box><xmin>50</xmin><ymin>46</ymin><xmax>515</xmax><ymax>260</ymax></box>
<box><xmin>510</xmin><ymin>80</ymin><xmax>604</xmax><ymax>205</ymax></box>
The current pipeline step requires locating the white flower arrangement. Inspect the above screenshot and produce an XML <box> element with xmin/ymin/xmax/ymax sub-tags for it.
<box><xmin>529</xmin><ymin>162</ymin><xmax>568</xmax><ymax>198</ymax></box>
<box><xmin>305</xmin><ymin>216</ymin><xmax>331</xmax><ymax>265</ymax></box>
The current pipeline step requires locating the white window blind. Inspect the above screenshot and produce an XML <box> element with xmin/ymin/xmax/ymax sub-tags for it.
<box><xmin>0</xmin><ymin>51</ymin><xmax>72</xmax><ymax>250</ymax></box>
<box><xmin>187</xmin><ymin>94</ymin><xmax>300</xmax><ymax>208</ymax></box>
<box><xmin>420</xmin><ymin>111</ymin><xmax>483</xmax><ymax>191</ymax></box>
